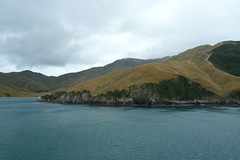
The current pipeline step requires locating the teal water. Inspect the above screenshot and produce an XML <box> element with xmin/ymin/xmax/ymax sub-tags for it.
<box><xmin>0</xmin><ymin>98</ymin><xmax>240</xmax><ymax>160</ymax></box>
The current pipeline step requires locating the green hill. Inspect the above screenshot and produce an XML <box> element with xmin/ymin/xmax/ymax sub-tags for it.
<box><xmin>0</xmin><ymin>81</ymin><xmax>32</xmax><ymax>97</ymax></box>
<box><xmin>0</xmin><ymin>72</ymin><xmax>49</xmax><ymax>92</ymax></box>
<box><xmin>208</xmin><ymin>41</ymin><xmax>240</xmax><ymax>76</ymax></box>
<box><xmin>104</xmin><ymin>76</ymin><xmax>215</xmax><ymax>101</ymax></box>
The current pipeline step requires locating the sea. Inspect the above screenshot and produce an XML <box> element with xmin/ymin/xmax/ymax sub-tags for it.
<box><xmin>0</xmin><ymin>97</ymin><xmax>240</xmax><ymax>160</ymax></box>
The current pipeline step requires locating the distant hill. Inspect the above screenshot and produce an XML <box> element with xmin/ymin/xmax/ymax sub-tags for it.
<box><xmin>53</xmin><ymin>58</ymin><xmax>160</xmax><ymax>89</ymax></box>
<box><xmin>0</xmin><ymin>72</ymin><xmax>49</xmax><ymax>92</ymax></box>
<box><xmin>208</xmin><ymin>41</ymin><xmax>240</xmax><ymax>76</ymax></box>
<box><xmin>0</xmin><ymin>58</ymin><xmax>160</xmax><ymax>96</ymax></box>
<box><xmin>0</xmin><ymin>81</ymin><xmax>31</xmax><ymax>97</ymax></box>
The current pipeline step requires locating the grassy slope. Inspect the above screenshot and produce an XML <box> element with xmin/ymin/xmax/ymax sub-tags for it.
<box><xmin>0</xmin><ymin>81</ymin><xmax>33</xmax><ymax>97</ymax></box>
<box><xmin>0</xmin><ymin>72</ymin><xmax>49</xmax><ymax>92</ymax></box>
<box><xmin>68</xmin><ymin>42</ymin><xmax>240</xmax><ymax>96</ymax></box>
<box><xmin>163</xmin><ymin>42</ymin><xmax>240</xmax><ymax>96</ymax></box>
<box><xmin>55</xmin><ymin>58</ymin><xmax>160</xmax><ymax>90</ymax></box>
<box><xmin>68</xmin><ymin>63</ymin><xmax>179</xmax><ymax>95</ymax></box>
<box><xmin>0</xmin><ymin>58</ymin><xmax>160</xmax><ymax>94</ymax></box>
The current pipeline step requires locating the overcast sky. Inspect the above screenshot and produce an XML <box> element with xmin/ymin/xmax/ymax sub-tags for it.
<box><xmin>0</xmin><ymin>0</ymin><xmax>239</xmax><ymax>76</ymax></box>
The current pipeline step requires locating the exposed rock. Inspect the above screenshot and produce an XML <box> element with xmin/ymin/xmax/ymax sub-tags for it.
<box><xmin>39</xmin><ymin>91</ymin><xmax>240</xmax><ymax>107</ymax></box>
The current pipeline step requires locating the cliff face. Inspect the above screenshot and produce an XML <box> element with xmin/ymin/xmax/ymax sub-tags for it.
<box><xmin>38</xmin><ymin>91</ymin><xmax>240</xmax><ymax>107</ymax></box>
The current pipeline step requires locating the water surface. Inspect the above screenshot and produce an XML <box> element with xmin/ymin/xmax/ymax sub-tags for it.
<box><xmin>0</xmin><ymin>98</ymin><xmax>240</xmax><ymax>160</ymax></box>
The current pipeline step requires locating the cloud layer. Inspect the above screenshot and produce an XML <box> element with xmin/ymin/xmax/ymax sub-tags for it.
<box><xmin>0</xmin><ymin>0</ymin><xmax>240</xmax><ymax>75</ymax></box>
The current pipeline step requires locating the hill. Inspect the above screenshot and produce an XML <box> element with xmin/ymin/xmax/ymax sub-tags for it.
<box><xmin>162</xmin><ymin>41</ymin><xmax>240</xmax><ymax>96</ymax></box>
<box><xmin>67</xmin><ymin>41</ymin><xmax>240</xmax><ymax>97</ymax></box>
<box><xmin>0</xmin><ymin>58</ymin><xmax>160</xmax><ymax>96</ymax></box>
<box><xmin>0</xmin><ymin>81</ymin><xmax>32</xmax><ymax>97</ymax></box>
<box><xmin>68</xmin><ymin>62</ymin><xmax>179</xmax><ymax>94</ymax></box>
<box><xmin>0</xmin><ymin>72</ymin><xmax>49</xmax><ymax>92</ymax></box>
<box><xmin>53</xmin><ymin>58</ymin><xmax>160</xmax><ymax>89</ymax></box>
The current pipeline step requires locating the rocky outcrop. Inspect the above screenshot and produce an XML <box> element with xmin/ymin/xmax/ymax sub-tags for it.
<box><xmin>38</xmin><ymin>91</ymin><xmax>240</xmax><ymax>107</ymax></box>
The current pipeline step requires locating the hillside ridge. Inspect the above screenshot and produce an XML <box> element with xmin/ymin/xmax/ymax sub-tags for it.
<box><xmin>0</xmin><ymin>58</ymin><xmax>160</xmax><ymax>96</ymax></box>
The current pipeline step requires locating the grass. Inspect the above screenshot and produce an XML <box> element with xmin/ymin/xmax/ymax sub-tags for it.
<box><xmin>209</xmin><ymin>42</ymin><xmax>240</xmax><ymax>76</ymax></box>
<box><xmin>67</xmin><ymin>63</ymin><xmax>179</xmax><ymax>95</ymax></box>
<box><xmin>0</xmin><ymin>81</ymin><xmax>32</xmax><ymax>97</ymax></box>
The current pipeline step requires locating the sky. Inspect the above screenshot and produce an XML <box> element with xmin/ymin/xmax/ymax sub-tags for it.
<box><xmin>0</xmin><ymin>0</ymin><xmax>239</xmax><ymax>76</ymax></box>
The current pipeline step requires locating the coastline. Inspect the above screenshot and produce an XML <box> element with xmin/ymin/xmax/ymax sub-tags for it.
<box><xmin>38</xmin><ymin>98</ymin><xmax>240</xmax><ymax>107</ymax></box>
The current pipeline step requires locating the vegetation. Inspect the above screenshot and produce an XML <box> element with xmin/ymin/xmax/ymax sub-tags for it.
<box><xmin>228</xmin><ymin>90</ymin><xmax>240</xmax><ymax>99</ymax></box>
<box><xmin>149</xmin><ymin>76</ymin><xmax>214</xmax><ymax>100</ymax></box>
<box><xmin>102</xmin><ymin>76</ymin><xmax>215</xmax><ymax>101</ymax></box>
<box><xmin>0</xmin><ymin>81</ymin><xmax>32</xmax><ymax>97</ymax></box>
<box><xmin>104</xmin><ymin>89</ymin><xmax>130</xmax><ymax>100</ymax></box>
<box><xmin>209</xmin><ymin>42</ymin><xmax>240</xmax><ymax>76</ymax></box>
<box><xmin>40</xmin><ymin>90</ymin><xmax>93</xmax><ymax>102</ymax></box>
<box><xmin>0</xmin><ymin>72</ymin><xmax>49</xmax><ymax>92</ymax></box>
<box><xmin>41</xmin><ymin>91</ymin><xmax>67</xmax><ymax>101</ymax></box>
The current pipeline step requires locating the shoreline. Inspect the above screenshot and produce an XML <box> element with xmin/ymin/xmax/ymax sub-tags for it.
<box><xmin>38</xmin><ymin>99</ymin><xmax>240</xmax><ymax>107</ymax></box>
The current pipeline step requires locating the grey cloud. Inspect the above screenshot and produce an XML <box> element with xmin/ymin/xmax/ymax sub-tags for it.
<box><xmin>58</xmin><ymin>0</ymin><xmax>126</xmax><ymax>28</ymax></box>
<box><xmin>0</xmin><ymin>0</ymin><xmax>127</xmax><ymax>69</ymax></box>
<box><xmin>1</xmin><ymin>22</ymin><xmax>76</xmax><ymax>67</ymax></box>
<box><xmin>0</xmin><ymin>0</ymin><xmax>240</xmax><ymax>75</ymax></box>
